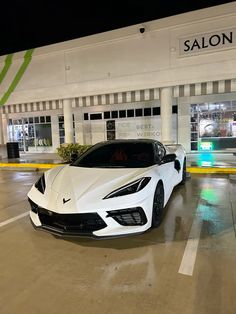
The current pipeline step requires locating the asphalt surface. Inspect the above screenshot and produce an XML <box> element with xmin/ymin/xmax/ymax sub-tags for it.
<box><xmin>0</xmin><ymin>171</ymin><xmax>235</xmax><ymax>314</ymax></box>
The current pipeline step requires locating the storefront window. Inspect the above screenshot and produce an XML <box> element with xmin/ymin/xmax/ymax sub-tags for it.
<box><xmin>8</xmin><ymin>116</ymin><xmax>52</xmax><ymax>151</ymax></box>
<box><xmin>190</xmin><ymin>102</ymin><xmax>236</xmax><ymax>151</ymax></box>
<box><xmin>35</xmin><ymin>124</ymin><xmax>52</xmax><ymax>146</ymax></box>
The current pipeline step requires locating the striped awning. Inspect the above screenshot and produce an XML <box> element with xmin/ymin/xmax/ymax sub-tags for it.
<box><xmin>2</xmin><ymin>79</ymin><xmax>236</xmax><ymax>114</ymax></box>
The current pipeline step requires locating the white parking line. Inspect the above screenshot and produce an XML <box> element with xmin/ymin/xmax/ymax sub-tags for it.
<box><xmin>0</xmin><ymin>212</ymin><xmax>29</xmax><ymax>228</ymax></box>
<box><xmin>178</xmin><ymin>217</ymin><xmax>202</xmax><ymax>276</ymax></box>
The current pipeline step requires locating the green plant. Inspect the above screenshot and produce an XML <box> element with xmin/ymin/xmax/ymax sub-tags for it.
<box><xmin>57</xmin><ymin>143</ymin><xmax>92</xmax><ymax>163</ymax></box>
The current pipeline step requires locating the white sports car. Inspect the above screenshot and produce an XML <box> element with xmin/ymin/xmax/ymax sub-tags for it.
<box><xmin>28</xmin><ymin>139</ymin><xmax>186</xmax><ymax>238</ymax></box>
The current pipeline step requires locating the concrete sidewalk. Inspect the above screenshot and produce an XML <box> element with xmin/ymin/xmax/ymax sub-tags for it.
<box><xmin>0</xmin><ymin>151</ymin><xmax>236</xmax><ymax>173</ymax></box>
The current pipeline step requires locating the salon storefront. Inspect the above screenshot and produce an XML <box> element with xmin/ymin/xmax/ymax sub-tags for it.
<box><xmin>3</xmin><ymin>84</ymin><xmax>236</xmax><ymax>153</ymax></box>
<box><xmin>190</xmin><ymin>100</ymin><xmax>236</xmax><ymax>151</ymax></box>
<box><xmin>0</xmin><ymin>2</ymin><xmax>236</xmax><ymax>154</ymax></box>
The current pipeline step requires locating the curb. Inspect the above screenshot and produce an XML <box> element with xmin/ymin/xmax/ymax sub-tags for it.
<box><xmin>1</xmin><ymin>163</ymin><xmax>236</xmax><ymax>174</ymax></box>
<box><xmin>187</xmin><ymin>167</ymin><xmax>236</xmax><ymax>174</ymax></box>
<box><xmin>0</xmin><ymin>163</ymin><xmax>64</xmax><ymax>170</ymax></box>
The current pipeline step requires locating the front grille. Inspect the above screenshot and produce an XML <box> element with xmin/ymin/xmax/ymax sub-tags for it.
<box><xmin>106</xmin><ymin>207</ymin><xmax>147</xmax><ymax>226</ymax></box>
<box><xmin>38</xmin><ymin>207</ymin><xmax>107</xmax><ymax>234</ymax></box>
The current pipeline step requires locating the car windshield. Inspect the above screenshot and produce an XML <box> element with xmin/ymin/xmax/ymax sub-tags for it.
<box><xmin>72</xmin><ymin>142</ymin><xmax>155</xmax><ymax>168</ymax></box>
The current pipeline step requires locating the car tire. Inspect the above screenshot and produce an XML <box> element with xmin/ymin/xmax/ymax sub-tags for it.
<box><xmin>180</xmin><ymin>158</ymin><xmax>186</xmax><ymax>185</ymax></box>
<box><xmin>151</xmin><ymin>182</ymin><xmax>164</xmax><ymax>228</ymax></box>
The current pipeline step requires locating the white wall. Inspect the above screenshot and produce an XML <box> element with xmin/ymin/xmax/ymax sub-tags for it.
<box><xmin>116</xmin><ymin>117</ymin><xmax>162</xmax><ymax>140</ymax></box>
<box><xmin>178</xmin><ymin>103</ymin><xmax>191</xmax><ymax>152</ymax></box>
<box><xmin>15</xmin><ymin>53</ymin><xmax>66</xmax><ymax>92</ymax></box>
<box><xmin>65</xmin><ymin>30</ymin><xmax>169</xmax><ymax>84</ymax></box>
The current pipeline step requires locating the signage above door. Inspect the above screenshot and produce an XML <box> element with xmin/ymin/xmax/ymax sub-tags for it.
<box><xmin>179</xmin><ymin>28</ymin><xmax>236</xmax><ymax>56</ymax></box>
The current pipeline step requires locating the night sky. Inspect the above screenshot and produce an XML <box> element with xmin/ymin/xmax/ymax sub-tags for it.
<box><xmin>0</xmin><ymin>0</ymin><xmax>235</xmax><ymax>56</ymax></box>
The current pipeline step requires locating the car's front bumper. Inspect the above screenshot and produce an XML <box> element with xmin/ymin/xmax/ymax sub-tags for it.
<box><xmin>28</xmin><ymin>198</ymin><xmax>150</xmax><ymax>238</ymax></box>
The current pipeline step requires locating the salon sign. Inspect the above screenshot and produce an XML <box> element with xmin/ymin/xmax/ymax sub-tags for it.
<box><xmin>179</xmin><ymin>28</ymin><xmax>236</xmax><ymax>56</ymax></box>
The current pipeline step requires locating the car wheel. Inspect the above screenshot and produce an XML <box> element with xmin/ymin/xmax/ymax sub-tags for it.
<box><xmin>151</xmin><ymin>182</ymin><xmax>164</xmax><ymax>228</ymax></box>
<box><xmin>180</xmin><ymin>158</ymin><xmax>186</xmax><ymax>185</ymax></box>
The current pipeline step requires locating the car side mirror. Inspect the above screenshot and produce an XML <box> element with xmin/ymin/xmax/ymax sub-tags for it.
<box><xmin>161</xmin><ymin>153</ymin><xmax>176</xmax><ymax>164</ymax></box>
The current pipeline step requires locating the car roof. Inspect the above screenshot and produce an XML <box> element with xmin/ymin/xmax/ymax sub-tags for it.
<box><xmin>95</xmin><ymin>139</ymin><xmax>159</xmax><ymax>146</ymax></box>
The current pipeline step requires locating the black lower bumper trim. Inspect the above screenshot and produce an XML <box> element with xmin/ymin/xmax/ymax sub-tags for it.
<box><xmin>30</xmin><ymin>218</ymin><xmax>144</xmax><ymax>240</ymax></box>
<box><xmin>28</xmin><ymin>200</ymin><xmax>107</xmax><ymax>234</ymax></box>
<box><xmin>30</xmin><ymin>217</ymin><xmax>94</xmax><ymax>237</ymax></box>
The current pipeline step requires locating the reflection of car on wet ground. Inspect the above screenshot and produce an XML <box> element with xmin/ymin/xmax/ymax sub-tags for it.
<box><xmin>28</xmin><ymin>139</ymin><xmax>186</xmax><ymax>238</ymax></box>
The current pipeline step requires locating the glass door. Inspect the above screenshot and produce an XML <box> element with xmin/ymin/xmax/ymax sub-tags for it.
<box><xmin>8</xmin><ymin>118</ymin><xmax>31</xmax><ymax>152</ymax></box>
<box><xmin>12</xmin><ymin>119</ymin><xmax>26</xmax><ymax>152</ymax></box>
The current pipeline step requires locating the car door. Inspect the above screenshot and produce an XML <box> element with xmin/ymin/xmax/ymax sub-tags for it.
<box><xmin>154</xmin><ymin>142</ymin><xmax>176</xmax><ymax>205</ymax></box>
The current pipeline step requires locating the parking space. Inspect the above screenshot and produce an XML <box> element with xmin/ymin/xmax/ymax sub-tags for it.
<box><xmin>0</xmin><ymin>171</ymin><xmax>236</xmax><ymax>314</ymax></box>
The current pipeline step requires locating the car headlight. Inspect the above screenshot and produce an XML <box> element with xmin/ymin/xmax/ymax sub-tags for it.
<box><xmin>104</xmin><ymin>177</ymin><xmax>151</xmax><ymax>199</ymax></box>
<box><xmin>35</xmin><ymin>174</ymin><xmax>46</xmax><ymax>194</ymax></box>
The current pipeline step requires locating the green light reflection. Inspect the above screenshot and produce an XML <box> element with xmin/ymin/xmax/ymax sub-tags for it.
<box><xmin>197</xmin><ymin>153</ymin><xmax>215</xmax><ymax>167</ymax></box>
<box><xmin>200</xmin><ymin>188</ymin><xmax>219</xmax><ymax>204</ymax></box>
<box><xmin>197</xmin><ymin>188</ymin><xmax>219</xmax><ymax>221</ymax></box>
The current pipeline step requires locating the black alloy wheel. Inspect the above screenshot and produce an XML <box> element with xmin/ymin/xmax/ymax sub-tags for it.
<box><xmin>180</xmin><ymin>158</ymin><xmax>186</xmax><ymax>185</ymax></box>
<box><xmin>151</xmin><ymin>182</ymin><xmax>164</xmax><ymax>228</ymax></box>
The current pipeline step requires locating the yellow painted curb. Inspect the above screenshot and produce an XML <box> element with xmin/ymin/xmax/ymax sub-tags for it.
<box><xmin>0</xmin><ymin>163</ymin><xmax>236</xmax><ymax>174</ymax></box>
<box><xmin>0</xmin><ymin>163</ymin><xmax>64</xmax><ymax>169</ymax></box>
<box><xmin>187</xmin><ymin>167</ymin><xmax>236</xmax><ymax>174</ymax></box>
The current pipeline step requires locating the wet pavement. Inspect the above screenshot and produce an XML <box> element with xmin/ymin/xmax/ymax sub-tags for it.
<box><xmin>0</xmin><ymin>171</ymin><xmax>236</xmax><ymax>313</ymax></box>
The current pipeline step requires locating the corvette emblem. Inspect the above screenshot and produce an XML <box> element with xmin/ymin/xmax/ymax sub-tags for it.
<box><xmin>63</xmin><ymin>198</ymin><xmax>71</xmax><ymax>204</ymax></box>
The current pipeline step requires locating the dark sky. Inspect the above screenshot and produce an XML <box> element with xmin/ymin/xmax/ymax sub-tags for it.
<box><xmin>0</xmin><ymin>0</ymin><xmax>235</xmax><ymax>56</ymax></box>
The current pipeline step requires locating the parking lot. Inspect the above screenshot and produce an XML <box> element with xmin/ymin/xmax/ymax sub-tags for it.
<box><xmin>0</xmin><ymin>171</ymin><xmax>236</xmax><ymax>314</ymax></box>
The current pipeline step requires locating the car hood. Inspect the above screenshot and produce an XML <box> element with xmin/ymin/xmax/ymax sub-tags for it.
<box><xmin>40</xmin><ymin>165</ymin><xmax>152</xmax><ymax>213</ymax></box>
<box><xmin>39</xmin><ymin>165</ymin><xmax>153</xmax><ymax>214</ymax></box>
<box><xmin>51</xmin><ymin>165</ymin><xmax>151</xmax><ymax>197</ymax></box>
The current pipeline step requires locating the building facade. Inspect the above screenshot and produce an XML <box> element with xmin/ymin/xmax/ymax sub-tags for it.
<box><xmin>0</xmin><ymin>2</ymin><xmax>236</xmax><ymax>153</ymax></box>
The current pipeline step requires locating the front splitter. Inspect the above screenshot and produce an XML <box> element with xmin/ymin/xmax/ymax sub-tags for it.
<box><xmin>30</xmin><ymin>218</ymin><xmax>144</xmax><ymax>240</ymax></box>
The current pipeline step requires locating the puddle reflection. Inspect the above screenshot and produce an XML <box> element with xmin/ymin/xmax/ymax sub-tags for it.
<box><xmin>99</xmin><ymin>247</ymin><xmax>156</xmax><ymax>293</ymax></box>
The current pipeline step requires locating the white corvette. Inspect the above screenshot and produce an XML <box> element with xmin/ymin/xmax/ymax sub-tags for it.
<box><xmin>28</xmin><ymin>139</ymin><xmax>186</xmax><ymax>238</ymax></box>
